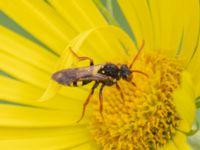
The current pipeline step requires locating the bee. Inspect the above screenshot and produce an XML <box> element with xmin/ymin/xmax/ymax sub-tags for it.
<box><xmin>52</xmin><ymin>41</ymin><xmax>148</xmax><ymax>123</ymax></box>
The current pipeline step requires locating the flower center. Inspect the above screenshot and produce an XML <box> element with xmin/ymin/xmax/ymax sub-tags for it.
<box><xmin>90</xmin><ymin>53</ymin><xmax>183</xmax><ymax>149</ymax></box>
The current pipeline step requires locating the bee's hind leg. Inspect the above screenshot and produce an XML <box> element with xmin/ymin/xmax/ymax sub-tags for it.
<box><xmin>69</xmin><ymin>47</ymin><xmax>94</xmax><ymax>66</ymax></box>
<box><xmin>99</xmin><ymin>84</ymin><xmax>105</xmax><ymax>121</ymax></box>
<box><xmin>77</xmin><ymin>82</ymin><xmax>99</xmax><ymax>123</ymax></box>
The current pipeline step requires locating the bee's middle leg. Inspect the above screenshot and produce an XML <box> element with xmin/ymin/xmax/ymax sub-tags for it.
<box><xmin>77</xmin><ymin>82</ymin><xmax>99</xmax><ymax>123</ymax></box>
<box><xmin>69</xmin><ymin>47</ymin><xmax>94</xmax><ymax>66</ymax></box>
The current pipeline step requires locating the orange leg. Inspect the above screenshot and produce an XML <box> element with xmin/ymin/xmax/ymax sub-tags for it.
<box><xmin>77</xmin><ymin>82</ymin><xmax>99</xmax><ymax>123</ymax></box>
<box><xmin>131</xmin><ymin>81</ymin><xmax>137</xmax><ymax>87</ymax></box>
<box><xmin>69</xmin><ymin>47</ymin><xmax>94</xmax><ymax>66</ymax></box>
<box><xmin>129</xmin><ymin>40</ymin><xmax>145</xmax><ymax>69</ymax></box>
<box><xmin>99</xmin><ymin>84</ymin><xmax>105</xmax><ymax>120</ymax></box>
<box><xmin>116</xmin><ymin>82</ymin><xmax>125</xmax><ymax>103</ymax></box>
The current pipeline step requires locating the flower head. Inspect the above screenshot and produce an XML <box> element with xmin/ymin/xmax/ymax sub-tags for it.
<box><xmin>0</xmin><ymin>0</ymin><xmax>199</xmax><ymax>149</ymax></box>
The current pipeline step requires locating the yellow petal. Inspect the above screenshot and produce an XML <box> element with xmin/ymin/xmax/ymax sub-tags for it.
<box><xmin>118</xmin><ymin>0</ymin><xmax>192</xmax><ymax>58</ymax></box>
<box><xmin>0</xmin><ymin>105</ymin><xmax>89</xmax><ymax>126</ymax></box>
<box><xmin>0</xmin><ymin>76</ymin><xmax>85</xmax><ymax>110</ymax></box>
<box><xmin>163</xmin><ymin>141</ymin><xmax>177</xmax><ymax>150</ymax></box>
<box><xmin>178</xmin><ymin>0</ymin><xmax>199</xmax><ymax>64</ymax></box>
<box><xmin>0</xmin><ymin>50</ymin><xmax>49</xmax><ymax>88</ymax></box>
<box><xmin>187</xmin><ymin>39</ymin><xmax>200</xmax><ymax>96</ymax></box>
<box><xmin>0</xmin><ymin>125</ymin><xmax>87</xmax><ymax>139</ymax></box>
<box><xmin>173</xmin><ymin>71</ymin><xmax>196</xmax><ymax>132</ymax></box>
<box><xmin>0</xmin><ymin>0</ymin><xmax>76</xmax><ymax>53</ymax></box>
<box><xmin>173</xmin><ymin>132</ymin><xmax>191</xmax><ymax>150</ymax></box>
<box><xmin>70</xmin><ymin>142</ymin><xmax>97</xmax><ymax>150</ymax></box>
<box><xmin>0</xmin><ymin>50</ymin><xmax>88</xmax><ymax>102</ymax></box>
<box><xmin>118</xmin><ymin>0</ymin><xmax>154</xmax><ymax>50</ymax></box>
<box><xmin>0</xmin><ymin>130</ymin><xmax>92</xmax><ymax>150</ymax></box>
<box><xmin>163</xmin><ymin>133</ymin><xmax>191</xmax><ymax>150</ymax></box>
<box><xmin>49</xmin><ymin>0</ymin><xmax>107</xmax><ymax>32</ymax></box>
<box><xmin>0</xmin><ymin>26</ymin><xmax>57</xmax><ymax>73</ymax></box>
<box><xmin>157</xmin><ymin>0</ymin><xmax>184</xmax><ymax>56</ymax></box>
<box><xmin>162</xmin><ymin>130</ymin><xmax>191</xmax><ymax>150</ymax></box>
<box><xmin>143</xmin><ymin>0</ymin><xmax>162</xmax><ymax>51</ymax></box>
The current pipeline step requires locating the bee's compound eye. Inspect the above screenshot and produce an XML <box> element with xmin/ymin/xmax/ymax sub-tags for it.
<box><xmin>120</xmin><ymin>64</ymin><xmax>131</xmax><ymax>79</ymax></box>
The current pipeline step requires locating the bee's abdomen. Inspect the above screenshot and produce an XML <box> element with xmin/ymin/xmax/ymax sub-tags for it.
<box><xmin>69</xmin><ymin>81</ymin><xmax>91</xmax><ymax>87</ymax></box>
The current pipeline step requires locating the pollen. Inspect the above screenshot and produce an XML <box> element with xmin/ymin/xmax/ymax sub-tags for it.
<box><xmin>90</xmin><ymin>53</ymin><xmax>183</xmax><ymax>149</ymax></box>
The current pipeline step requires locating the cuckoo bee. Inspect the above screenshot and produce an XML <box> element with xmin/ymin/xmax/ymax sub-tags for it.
<box><xmin>52</xmin><ymin>41</ymin><xmax>148</xmax><ymax>123</ymax></box>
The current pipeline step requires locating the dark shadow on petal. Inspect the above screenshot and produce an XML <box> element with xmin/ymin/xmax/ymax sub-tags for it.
<box><xmin>113</xmin><ymin>0</ymin><xmax>138</xmax><ymax>47</ymax></box>
<box><xmin>176</xmin><ymin>30</ymin><xmax>184</xmax><ymax>58</ymax></box>
<box><xmin>0</xmin><ymin>71</ymin><xmax>17</xmax><ymax>80</ymax></box>
<box><xmin>187</xmin><ymin>27</ymin><xmax>200</xmax><ymax>65</ymax></box>
<box><xmin>0</xmin><ymin>99</ymin><xmax>55</xmax><ymax>110</ymax></box>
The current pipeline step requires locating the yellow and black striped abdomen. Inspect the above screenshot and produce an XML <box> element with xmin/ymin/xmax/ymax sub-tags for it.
<box><xmin>69</xmin><ymin>80</ymin><xmax>92</xmax><ymax>87</ymax></box>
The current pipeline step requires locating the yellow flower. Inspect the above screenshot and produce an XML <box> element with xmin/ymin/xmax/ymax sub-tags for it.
<box><xmin>0</xmin><ymin>0</ymin><xmax>199</xmax><ymax>149</ymax></box>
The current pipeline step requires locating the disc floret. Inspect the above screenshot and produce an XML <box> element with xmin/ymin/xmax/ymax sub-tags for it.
<box><xmin>91</xmin><ymin>54</ymin><xmax>183</xmax><ymax>149</ymax></box>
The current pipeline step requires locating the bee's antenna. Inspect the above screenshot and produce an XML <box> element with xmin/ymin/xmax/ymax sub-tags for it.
<box><xmin>129</xmin><ymin>40</ymin><xmax>145</xmax><ymax>69</ymax></box>
<box><xmin>130</xmin><ymin>70</ymin><xmax>149</xmax><ymax>78</ymax></box>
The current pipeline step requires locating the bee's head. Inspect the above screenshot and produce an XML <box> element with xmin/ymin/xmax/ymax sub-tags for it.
<box><xmin>120</xmin><ymin>64</ymin><xmax>132</xmax><ymax>81</ymax></box>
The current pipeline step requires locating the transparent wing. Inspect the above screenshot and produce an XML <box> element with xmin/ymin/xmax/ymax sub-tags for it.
<box><xmin>78</xmin><ymin>73</ymin><xmax>112</xmax><ymax>81</ymax></box>
<box><xmin>52</xmin><ymin>64</ymin><xmax>108</xmax><ymax>85</ymax></box>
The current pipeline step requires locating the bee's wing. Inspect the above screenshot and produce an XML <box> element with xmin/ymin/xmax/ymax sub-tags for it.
<box><xmin>52</xmin><ymin>68</ymin><xmax>79</xmax><ymax>85</ymax></box>
<box><xmin>78</xmin><ymin>73</ymin><xmax>112</xmax><ymax>81</ymax></box>
<box><xmin>52</xmin><ymin>65</ymin><xmax>107</xmax><ymax>85</ymax></box>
